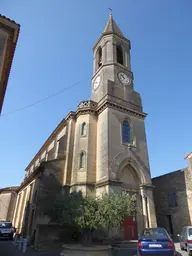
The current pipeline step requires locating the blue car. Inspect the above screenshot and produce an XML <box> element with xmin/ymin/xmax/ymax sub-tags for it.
<box><xmin>137</xmin><ymin>227</ymin><xmax>176</xmax><ymax>256</ymax></box>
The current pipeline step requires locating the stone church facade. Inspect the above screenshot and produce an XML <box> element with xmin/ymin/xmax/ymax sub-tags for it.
<box><xmin>12</xmin><ymin>15</ymin><xmax>157</xmax><ymax>241</ymax></box>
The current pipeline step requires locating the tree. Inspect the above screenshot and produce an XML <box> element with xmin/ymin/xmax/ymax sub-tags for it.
<box><xmin>46</xmin><ymin>190</ymin><xmax>139</xmax><ymax>246</ymax></box>
<box><xmin>74</xmin><ymin>191</ymin><xmax>137</xmax><ymax>245</ymax></box>
<box><xmin>98</xmin><ymin>191</ymin><xmax>137</xmax><ymax>230</ymax></box>
<box><xmin>74</xmin><ymin>195</ymin><xmax>101</xmax><ymax>245</ymax></box>
<box><xmin>45</xmin><ymin>191</ymin><xmax>84</xmax><ymax>226</ymax></box>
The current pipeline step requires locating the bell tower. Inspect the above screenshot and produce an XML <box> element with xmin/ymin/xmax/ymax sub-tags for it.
<box><xmin>91</xmin><ymin>14</ymin><xmax>142</xmax><ymax>111</ymax></box>
<box><xmin>92</xmin><ymin>15</ymin><xmax>157</xmax><ymax>230</ymax></box>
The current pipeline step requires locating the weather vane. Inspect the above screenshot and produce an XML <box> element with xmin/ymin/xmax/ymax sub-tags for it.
<box><xmin>108</xmin><ymin>8</ymin><xmax>112</xmax><ymax>14</ymax></box>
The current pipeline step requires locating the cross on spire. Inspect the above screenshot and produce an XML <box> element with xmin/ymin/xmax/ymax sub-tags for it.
<box><xmin>108</xmin><ymin>8</ymin><xmax>112</xmax><ymax>14</ymax></box>
<box><xmin>103</xmin><ymin>12</ymin><xmax>124</xmax><ymax>37</ymax></box>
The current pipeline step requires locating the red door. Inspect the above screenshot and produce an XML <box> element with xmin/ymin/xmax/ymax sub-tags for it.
<box><xmin>122</xmin><ymin>216</ymin><xmax>137</xmax><ymax>240</ymax></box>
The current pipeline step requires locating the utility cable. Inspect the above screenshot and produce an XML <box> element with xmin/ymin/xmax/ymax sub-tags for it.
<box><xmin>0</xmin><ymin>78</ymin><xmax>87</xmax><ymax>118</ymax></box>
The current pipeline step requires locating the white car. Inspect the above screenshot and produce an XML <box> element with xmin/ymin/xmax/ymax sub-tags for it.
<box><xmin>178</xmin><ymin>226</ymin><xmax>192</xmax><ymax>253</ymax></box>
<box><xmin>0</xmin><ymin>221</ymin><xmax>15</xmax><ymax>240</ymax></box>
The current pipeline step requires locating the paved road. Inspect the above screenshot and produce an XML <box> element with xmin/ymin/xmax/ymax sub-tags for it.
<box><xmin>0</xmin><ymin>240</ymin><xmax>60</xmax><ymax>256</ymax></box>
<box><xmin>0</xmin><ymin>240</ymin><xmax>189</xmax><ymax>256</ymax></box>
<box><xmin>112</xmin><ymin>243</ymin><xmax>189</xmax><ymax>256</ymax></box>
<box><xmin>175</xmin><ymin>243</ymin><xmax>189</xmax><ymax>256</ymax></box>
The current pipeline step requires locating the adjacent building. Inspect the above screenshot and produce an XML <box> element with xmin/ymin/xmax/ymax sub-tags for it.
<box><xmin>12</xmin><ymin>14</ymin><xmax>157</xmax><ymax>242</ymax></box>
<box><xmin>152</xmin><ymin>153</ymin><xmax>192</xmax><ymax>237</ymax></box>
<box><xmin>0</xmin><ymin>14</ymin><xmax>20</xmax><ymax>113</ymax></box>
<box><xmin>0</xmin><ymin>186</ymin><xmax>18</xmax><ymax>222</ymax></box>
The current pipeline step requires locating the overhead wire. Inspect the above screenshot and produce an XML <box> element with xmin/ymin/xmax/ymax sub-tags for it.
<box><xmin>0</xmin><ymin>78</ymin><xmax>87</xmax><ymax>118</ymax></box>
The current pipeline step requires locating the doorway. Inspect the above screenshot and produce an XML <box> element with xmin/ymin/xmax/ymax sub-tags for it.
<box><xmin>167</xmin><ymin>215</ymin><xmax>174</xmax><ymax>235</ymax></box>
<box><xmin>123</xmin><ymin>216</ymin><xmax>137</xmax><ymax>240</ymax></box>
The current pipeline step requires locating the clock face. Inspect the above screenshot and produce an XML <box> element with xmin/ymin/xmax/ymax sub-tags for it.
<box><xmin>93</xmin><ymin>75</ymin><xmax>101</xmax><ymax>91</ymax></box>
<box><xmin>118</xmin><ymin>72</ymin><xmax>131</xmax><ymax>86</ymax></box>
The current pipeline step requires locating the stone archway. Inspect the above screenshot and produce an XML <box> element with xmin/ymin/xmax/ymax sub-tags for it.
<box><xmin>110</xmin><ymin>153</ymin><xmax>151</xmax><ymax>185</ymax></box>
<box><xmin>116</xmin><ymin>161</ymin><xmax>142</xmax><ymax>239</ymax></box>
<box><xmin>115</xmin><ymin>155</ymin><xmax>153</xmax><ymax>237</ymax></box>
<box><xmin>109</xmin><ymin>153</ymin><xmax>157</xmax><ymax>235</ymax></box>
<box><xmin>118</xmin><ymin>163</ymin><xmax>140</xmax><ymax>240</ymax></box>
<box><xmin>118</xmin><ymin>163</ymin><xmax>140</xmax><ymax>189</ymax></box>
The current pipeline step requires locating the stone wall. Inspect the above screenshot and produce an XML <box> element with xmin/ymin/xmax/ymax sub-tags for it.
<box><xmin>0</xmin><ymin>192</ymin><xmax>11</xmax><ymax>220</ymax></box>
<box><xmin>152</xmin><ymin>168</ymin><xmax>192</xmax><ymax>237</ymax></box>
<box><xmin>35</xmin><ymin>159</ymin><xmax>65</xmax><ymax>225</ymax></box>
<box><xmin>0</xmin><ymin>190</ymin><xmax>17</xmax><ymax>221</ymax></box>
<box><xmin>34</xmin><ymin>224</ymin><xmax>73</xmax><ymax>252</ymax></box>
<box><xmin>7</xmin><ymin>191</ymin><xmax>18</xmax><ymax>221</ymax></box>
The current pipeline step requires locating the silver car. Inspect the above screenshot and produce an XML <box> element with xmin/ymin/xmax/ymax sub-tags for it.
<box><xmin>178</xmin><ymin>226</ymin><xmax>192</xmax><ymax>253</ymax></box>
<box><xmin>0</xmin><ymin>221</ymin><xmax>15</xmax><ymax>240</ymax></box>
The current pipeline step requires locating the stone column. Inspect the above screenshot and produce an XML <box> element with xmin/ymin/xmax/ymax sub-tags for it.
<box><xmin>55</xmin><ymin>140</ymin><xmax>59</xmax><ymax>159</ymax></box>
<box><xmin>136</xmin><ymin>193</ymin><xmax>144</xmax><ymax>233</ymax></box>
<box><xmin>125</xmin><ymin>51</ymin><xmax>128</xmax><ymax>68</ymax></box>
<box><xmin>146</xmin><ymin>188</ymin><xmax>157</xmax><ymax>227</ymax></box>
<box><xmin>12</xmin><ymin>194</ymin><xmax>20</xmax><ymax>226</ymax></box>
<box><xmin>14</xmin><ymin>191</ymin><xmax>24</xmax><ymax>231</ymax></box>
<box><xmin>106</xmin><ymin>40</ymin><xmax>114</xmax><ymax>62</ymax></box>
<box><xmin>140</xmin><ymin>186</ymin><xmax>148</xmax><ymax>228</ymax></box>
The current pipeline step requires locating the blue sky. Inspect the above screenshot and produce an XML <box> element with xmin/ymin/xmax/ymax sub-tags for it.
<box><xmin>0</xmin><ymin>0</ymin><xmax>192</xmax><ymax>188</ymax></box>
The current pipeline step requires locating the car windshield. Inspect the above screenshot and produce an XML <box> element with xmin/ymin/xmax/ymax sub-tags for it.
<box><xmin>140</xmin><ymin>228</ymin><xmax>168</xmax><ymax>238</ymax></box>
<box><xmin>188</xmin><ymin>228</ymin><xmax>192</xmax><ymax>236</ymax></box>
<box><xmin>0</xmin><ymin>222</ymin><xmax>12</xmax><ymax>228</ymax></box>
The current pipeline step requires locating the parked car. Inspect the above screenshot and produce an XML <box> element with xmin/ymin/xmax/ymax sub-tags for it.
<box><xmin>178</xmin><ymin>226</ymin><xmax>192</xmax><ymax>253</ymax></box>
<box><xmin>137</xmin><ymin>227</ymin><xmax>176</xmax><ymax>256</ymax></box>
<box><xmin>0</xmin><ymin>221</ymin><xmax>15</xmax><ymax>240</ymax></box>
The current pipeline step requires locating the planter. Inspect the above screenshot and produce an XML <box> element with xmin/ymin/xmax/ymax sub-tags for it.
<box><xmin>60</xmin><ymin>244</ymin><xmax>112</xmax><ymax>256</ymax></box>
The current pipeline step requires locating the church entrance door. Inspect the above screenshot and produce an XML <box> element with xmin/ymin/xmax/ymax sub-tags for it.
<box><xmin>122</xmin><ymin>216</ymin><xmax>137</xmax><ymax>240</ymax></box>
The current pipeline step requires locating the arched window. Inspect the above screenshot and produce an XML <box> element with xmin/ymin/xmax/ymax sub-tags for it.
<box><xmin>122</xmin><ymin>120</ymin><xmax>131</xmax><ymax>144</ymax></box>
<box><xmin>79</xmin><ymin>152</ymin><xmax>85</xmax><ymax>169</ymax></box>
<box><xmin>81</xmin><ymin>122</ymin><xmax>87</xmax><ymax>136</ymax></box>
<box><xmin>116</xmin><ymin>45</ymin><xmax>124</xmax><ymax>65</ymax></box>
<box><xmin>97</xmin><ymin>47</ymin><xmax>102</xmax><ymax>69</ymax></box>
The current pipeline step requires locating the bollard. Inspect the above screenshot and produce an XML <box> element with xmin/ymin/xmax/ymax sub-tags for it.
<box><xmin>13</xmin><ymin>235</ymin><xmax>18</xmax><ymax>246</ymax></box>
<box><xmin>22</xmin><ymin>238</ymin><xmax>27</xmax><ymax>253</ymax></box>
<box><xmin>18</xmin><ymin>237</ymin><xmax>23</xmax><ymax>250</ymax></box>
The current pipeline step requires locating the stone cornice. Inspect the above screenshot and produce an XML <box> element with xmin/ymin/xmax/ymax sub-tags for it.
<box><xmin>18</xmin><ymin>165</ymin><xmax>44</xmax><ymax>193</ymax></box>
<box><xmin>93</xmin><ymin>32</ymin><xmax>130</xmax><ymax>51</ymax></box>
<box><xmin>25</xmin><ymin>118</ymin><xmax>69</xmax><ymax>170</ymax></box>
<box><xmin>92</xmin><ymin>63</ymin><xmax>133</xmax><ymax>81</ymax></box>
<box><xmin>96</xmin><ymin>99</ymin><xmax>147</xmax><ymax>119</ymax></box>
<box><xmin>70</xmin><ymin>182</ymin><xmax>95</xmax><ymax>188</ymax></box>
<box><xmin>96</xmin><ymin>179</ymin><xmax>122</xmax><ymax>188</ymax></box>
<box><xmin>140</xmin><ymin>184</ymin><xmax>155</xmax><ymax>190</ymax></box>
<box><xmin>0</xmin><ymin>186</ymin><xmax>19</xmax><ymax>193</ymax></box>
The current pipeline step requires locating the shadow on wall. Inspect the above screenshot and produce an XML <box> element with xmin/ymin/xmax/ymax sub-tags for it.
<box><xmin>20</xmin><ymin>161</ymin><xmax>66</xmax><ymax>245</ymax></box>
<box><xmin>152</xmin><ymin>169</ymin><xmax>191</xmax><ymax>241</ymax></box>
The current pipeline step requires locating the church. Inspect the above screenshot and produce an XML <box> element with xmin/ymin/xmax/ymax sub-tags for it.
<box><xmin>12</xmin><ymin>14</ymin><xmax>157</xmax><ymax>242</ymax></box>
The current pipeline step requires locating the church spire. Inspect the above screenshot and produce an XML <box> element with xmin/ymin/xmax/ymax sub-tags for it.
<box><xmin>103</xmin><ymin>14</ymin><xmax>124</xmax><ymax>37</ymax></box>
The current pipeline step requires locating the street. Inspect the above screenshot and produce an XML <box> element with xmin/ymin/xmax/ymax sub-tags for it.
<box><xmin>112</xmin><ymin>243</ymin><xmax>189</xmax><ymax>256</ymax></box>
<box><xmin>0</xmin><ymin>240</ymin><xmax>60</xmax><ymax>256</ymax></box>
<box><xmin>0</xmin><ymin>240</ymin><xmax>189</xmax><ymax>256</ymax></box>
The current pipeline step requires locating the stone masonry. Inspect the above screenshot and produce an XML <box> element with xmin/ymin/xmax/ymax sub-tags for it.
<box><xmin>152</xmin><ymin>167</ymin><xmax>192</xmax><ymax>237</ymax></box>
